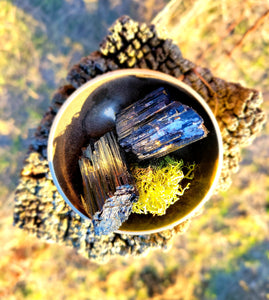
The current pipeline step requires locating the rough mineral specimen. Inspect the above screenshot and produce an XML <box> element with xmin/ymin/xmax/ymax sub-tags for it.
<box><xmin>116</xmin><ymin>87</ymin><xmax>208</xmax><ymax>160</ymax></box>
<box><xmin>92</xmin><ymin>185</ymin><xmax>137</xmax><ymax>236</ymax></box>
<box><xmin>78</xmin><ymin>131</ymin><xmax>134</xmax><ymax>218</ymax></box>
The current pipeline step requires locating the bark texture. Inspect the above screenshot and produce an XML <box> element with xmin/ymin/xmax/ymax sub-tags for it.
<box><xmin>14</xmin><ymin>16</ymin><xmax>266</xmax><ymax>263</ymax></box>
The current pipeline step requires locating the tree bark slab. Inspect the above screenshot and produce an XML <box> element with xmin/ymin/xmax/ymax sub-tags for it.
<box><xmin>14</xmin><ymin>16</ymin><xmax>266</xmax><ymax>263</ymax></box>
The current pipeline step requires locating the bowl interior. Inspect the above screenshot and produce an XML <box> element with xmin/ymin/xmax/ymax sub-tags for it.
<box><xmin>48</xmin><ymin>70</ymin><xmax>222</xmax><ymax>234</ymax></box>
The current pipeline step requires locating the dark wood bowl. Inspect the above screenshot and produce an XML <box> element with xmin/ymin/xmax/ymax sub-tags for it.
<box><xmin>48</xmin><ymin>69</ymin><xmax>223</xmax><ymax>235</ymax></box>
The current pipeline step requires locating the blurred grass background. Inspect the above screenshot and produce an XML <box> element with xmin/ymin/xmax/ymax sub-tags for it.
<box><xmin>0</xmin><ymin>0</ymin><xmax>269</xmax><ymax>299</ymax></box>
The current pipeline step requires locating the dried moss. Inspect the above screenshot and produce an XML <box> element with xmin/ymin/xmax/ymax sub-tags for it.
<box><xmin>131</xmin><ymin>157</ymin><xmax>196</xmax><ymax>216</ymax></box>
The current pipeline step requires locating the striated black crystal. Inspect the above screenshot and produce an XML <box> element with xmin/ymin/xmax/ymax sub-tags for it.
<box><xmin>78</xmin><ymin>132</ymin><xmax>134</xmax><ymax>218</ymax></box>
<box><xmin>116</xmin><ymin>87</ymin><xmax>208</xmax><ymax>160</ymax></box>
<box><xmin>78</xmin><ymin>132</ymin><xmax>138</xmax><ymax>235</ymax></box>
<box><xmin>92</xmin><ymin>185</ymin><xmax>137</xmax><ymax>236</ymax></box>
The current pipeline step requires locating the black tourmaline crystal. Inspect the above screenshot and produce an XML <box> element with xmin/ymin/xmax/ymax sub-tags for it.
<box><xmin>116</xmin><ymin>87</ymin><xmax>208</xmax><ymax>160</ymax></box>
<box><xmin>79</xmin><ymin>132</ymin><xmax>137</xmax><ymax>235</ymax></box>
<box><xmin>92</xmin><ymin>185</ymin><xmax>137</xmax><ymax>236</ymax></box>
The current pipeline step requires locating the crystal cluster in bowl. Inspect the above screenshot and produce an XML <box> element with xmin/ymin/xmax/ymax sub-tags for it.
<box><xmin>78</xmin><ymin>87</ymin><xmax>208</xmax><ymax>235</ymax></box>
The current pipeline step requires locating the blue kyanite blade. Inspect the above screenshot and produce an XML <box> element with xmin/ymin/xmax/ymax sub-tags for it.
<box><xmin>116</xmin><ymin>87</ymin><xmax>208</xmax><ymax>160</ymax></box>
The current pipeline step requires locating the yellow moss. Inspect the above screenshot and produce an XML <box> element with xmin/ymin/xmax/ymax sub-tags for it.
<box><xmin>131</xmin><ymin>157</ymin><xmax>196</xmax><ymax>216</ymax></box>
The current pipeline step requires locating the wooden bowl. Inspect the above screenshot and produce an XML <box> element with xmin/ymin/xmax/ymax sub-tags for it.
<box><xmin>48</xmin><ymin>69</ymin><xmax>223</xmax><ymax>235</ymax></box>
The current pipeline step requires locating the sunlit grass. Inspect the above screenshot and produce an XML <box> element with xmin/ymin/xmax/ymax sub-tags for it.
<box><xmin>0</xmin><ymin>2</ymin><xmax>43</xmax><ymax>94</ymax></box>
<box><xmin>154</xmin><ymin>0</ymin><xmax>269</xmax><ymax>90</ymax></box>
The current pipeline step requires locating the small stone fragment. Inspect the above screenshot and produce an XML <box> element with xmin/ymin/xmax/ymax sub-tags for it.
<box><xmin>92</xmin><ymin>185</ymin><xmax>137</xmax><ymax>236</ymax></box>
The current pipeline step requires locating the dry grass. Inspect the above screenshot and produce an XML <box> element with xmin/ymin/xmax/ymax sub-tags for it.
<box><xmin>154</xmin><ymin>0</ymin><xmax>269</xmax><ymax>90</ymax></box>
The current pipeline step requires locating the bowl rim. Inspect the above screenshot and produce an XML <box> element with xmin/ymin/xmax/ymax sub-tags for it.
<box><xmin>48</xmin><ymin>68</ymin><xmax>223</xmax><ymax>235</ymax></box>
